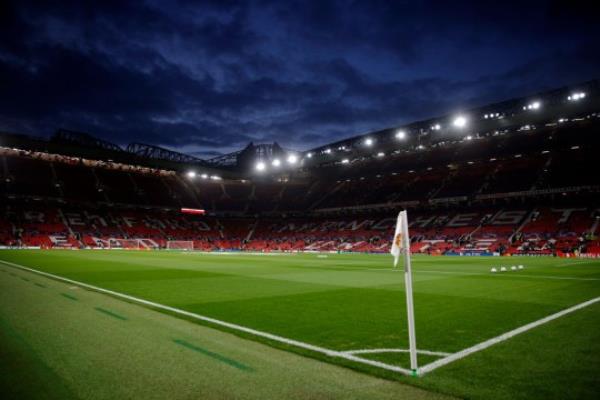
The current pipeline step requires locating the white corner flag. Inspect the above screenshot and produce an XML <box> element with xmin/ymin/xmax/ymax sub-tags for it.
<box><xmin>390</xmin><ymin>210</ymin><xmax>418</xmax><ymax>374</ymax></box>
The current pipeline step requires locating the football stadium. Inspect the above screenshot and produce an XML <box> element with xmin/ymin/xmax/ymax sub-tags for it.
<box><xmin>2</xmin><ymin>81</ymin><xmax>600</xmax><ymax>399</ymax></box>
<box><xmin>1</xmin><ymin>2</ymin><xmax>600</xmax><ymax>400</ymax></box>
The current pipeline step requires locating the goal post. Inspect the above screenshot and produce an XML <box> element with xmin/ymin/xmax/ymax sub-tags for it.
<box><xmin>108</xmin><ymin>238</ymin><xmax>142</xmax><ymax>250</ymax></box>
<box><xmin>166</xmin><ymin>240</ymin><xmax>195</xmax><ymax>251</ymax></box>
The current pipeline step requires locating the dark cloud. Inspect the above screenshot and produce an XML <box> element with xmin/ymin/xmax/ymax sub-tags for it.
<box><xmin>0</xmin><ymin>0</ymin><xmax>598</xmax><ymax>156</ymax></box>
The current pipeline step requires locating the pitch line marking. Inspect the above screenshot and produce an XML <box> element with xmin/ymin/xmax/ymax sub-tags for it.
<box><xmin>4</xmin><ymin>259</ymin><xmax>597</xmax><ymax>377</ymax></box>
<box><xmin>554</xmin><ymin>260</ymin><xmax>600</xmax><ymax>267</ymax></box>
<box><xmin>418</xmin><ymin>296</ymin><xmax>600</xmax><ymax>375</ymax></box>
<box><xmin>416</xmin><ymin>269</ymin><xmax>600</xmax><ymax>281</ymax></box>
<box><xmin>342</xmin><ymin>348</ymin><xmax>451</xmax><ymax>357</ymax></box>
<box><xmin>0</xmin><ymin>259</ymin><xmax>413</xmax><ymax>376</ymax></box>
<box><xmin>370</xmin><ymin>267</ymin><xmax>600</xmax><ymax>281</ymax></box>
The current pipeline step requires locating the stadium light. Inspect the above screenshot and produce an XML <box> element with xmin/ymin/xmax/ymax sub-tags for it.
<box><xmin>186</xmin><ymin>171</ymin><xmax>196</xmax><ymax>178</ymax></box>
<box><xmin>341</xmin><ymin>158</ymin><xmax>350</xmax><ymax>164</ymax></box>
<box><xmin>364</xmin><ymin>137</ymin><xmax>374</xmax><ymax>146</ymax></box>
<box><xmin>524</xmin><ymin>101</ymin><xmax>541</xmax><ymax>111</ymax></box>
<box><xmin>376</xmin><ymin>152</ymin><xmax>385</xmax><ymax>157</ymax></box>
<box><xmin>568</xmin><ymin>92</ymin><xmax>586</xmax><ymax>101</ymax></box>
<box><xmin>287</xmin><ymin>154</ymin><xmax>298</xmax><ymax>164</ymax></box>
<box><xmin>255</xmin><ymin>161</ymin><xmax>266</xmax><ymax>171</ymax></box>
<box><xmin>324</xmin><ymin>148</ymin><xmax>332</xmax><ymax>154</ymax></box>
<box><xmin>395</xmin><ymin>130</ymin><xmax>406</xmax><ymax>140</ymax></box>
<box><xmin>200</xmin><ymin>173</ymin><xmax>208</xmax><ymax>179</ymax></box>
<box><xmin>306</xmin><ymin>152</ymin><xmax>313</xmax><ymax>158</ymax></box>
<box><xmin>452</xmin><ymin>115</ymin><xmax>467</xmax><ymax>128</ymax></box>
<box><xmin>431</xmin><ymin>124</ymin><xmax>441</xmax><ymax>131</ymax></box>
<box><xmin>465</xmin><ymin>135</ymin><xmax>473</xmax><ymax>141</ymax></box>
<box><xmin>210</xmin><ymin>175</ymin><xmax>221</xmax><ymax>180</ymax></box>
<box><xmin>272</xmin><ymin>158</ymin><xmax>281</xmax><ymax>167</ymax></box>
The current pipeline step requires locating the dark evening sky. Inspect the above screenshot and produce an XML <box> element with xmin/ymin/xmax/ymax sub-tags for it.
<box><xmin>1</xmin><ymin>0</ymin><xmax>598</xmax><ymax>158</ymax></box>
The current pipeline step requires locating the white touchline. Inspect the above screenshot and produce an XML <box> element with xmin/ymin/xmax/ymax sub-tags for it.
<box><xmin>0</xmin><ymin>260</ymin><xmax>414</xmax><ymax>375</ymax></box>
<box><xmin>554</xmin><ymin>260</ymin><xmax>599</xmax><ymax>267</ymax></box>
<box><xmin>418</xmin><ymin>296</ymin><xmax>600</xmax><ymax>375</ymax></box>
<box><xmin>342</xmin><ymin>348</ymin><xmax>451</xmax><ymax>357</ymax></box>
<box><xmin>370</xmin><ymin>268</ymin><xmax>600</xmax><ymax>282</ymax></box>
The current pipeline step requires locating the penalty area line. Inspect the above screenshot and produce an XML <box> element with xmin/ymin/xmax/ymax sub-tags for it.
<box><xmin>418</xmin><ymin>296</ymin><xmax>600</xmax><ymax>375</ymax></box>
<box><xmin>0</xmin><ymin>259</ymin><xmax>413</xmax><ymax>376</ymax></box>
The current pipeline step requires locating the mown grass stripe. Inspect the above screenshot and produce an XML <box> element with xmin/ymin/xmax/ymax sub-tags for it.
<box><xmin>61</xmin><ymin>293</ymin><xmax>78</xmax><ymax>301</ymax></box>
<box><xmin>173</xmin><ymin>339</ymin><xmax>253</xmax><ymax>372</ymax></box>
<box><xmin>94</xmin><ymin>307</ymin><xmax>127</xmax><ymax>321</ymax></box>
<box><xmin>21</xmin><ymin>277</ymin><xmax>30</xmax><ymax>282</ymax></box>
<box><xmin>34</xmin><ymin>282</ymin><xmax>46</xmax><ymax>288</ymax></box>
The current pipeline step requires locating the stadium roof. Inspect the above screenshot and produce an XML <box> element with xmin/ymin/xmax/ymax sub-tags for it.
<box><xmin>1</xmin><ymin>79</ymin><xmax>598</xmax><ymax>179</ymax></box>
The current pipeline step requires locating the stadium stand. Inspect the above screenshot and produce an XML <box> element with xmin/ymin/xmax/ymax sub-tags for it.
<box><xmin>1</xmin><ymin>82</ymin><xmax>599</xmax><ymax>256</ymax></box>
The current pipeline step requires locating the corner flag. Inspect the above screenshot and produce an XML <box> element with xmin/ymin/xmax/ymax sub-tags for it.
<box><xmin>391</xmin><ymin>210</ymin><xmax>407</xmax><ymax>267</ymax></box>
<box><xmin>390</xmin><ymin>210</ymin><xmax>418</xmax><ymax>374</ymax></box>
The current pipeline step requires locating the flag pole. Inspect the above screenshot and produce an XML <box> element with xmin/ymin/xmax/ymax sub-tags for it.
<box><xmin>401</xmin><ymin>211</ymin><xmax>418</xmax><ymax>375</ymax></box>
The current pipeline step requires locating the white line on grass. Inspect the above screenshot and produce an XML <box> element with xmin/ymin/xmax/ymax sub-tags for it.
<box><xmin>0</xmin><ymin>260</ymin><xmax>414</xmax><ymax>376</ymax></box>
<box><xmin>417</xmin><ymin>269</ymin><xmax>600</xmax><ymax>281</ymax></box>
<box><xmin>370</xmin><ymin>268</ymin><xmax>600</xmax><ymax>281</ymax></box>
<box><xmin>418</xmin><ymin>296</ymin><xmax>600</xmax><ymax>375</ymax></box>
<box><xmin>342</xmin><ymin>348</ymin><xmax>451</xmax><ymax>357</ymax></box>
<box><xmin>554</xmin><ymin>260</ymin><xmax>600</xmax><ymax>267</ymax></box>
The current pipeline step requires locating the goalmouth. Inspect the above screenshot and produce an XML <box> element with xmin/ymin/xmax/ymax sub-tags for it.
<box><xmin>106</xmin><ymin>238</ymin><xmax>158</xmax><ymax>250</ymax></box>
<box><xmin>166</xmin><ymin>240</ymin><xmax>195</xmax><ymax>251</ymax></box>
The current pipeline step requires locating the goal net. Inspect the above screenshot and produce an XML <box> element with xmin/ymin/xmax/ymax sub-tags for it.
<box><xmin>166</xmin><ymin>240</ymin><xmax>194</xmax><ymax>251</ymax></box>
<box><xmin>108</xmin><ymin>238</ymin><xmax>142</xmax><ymax>250</ymax></box>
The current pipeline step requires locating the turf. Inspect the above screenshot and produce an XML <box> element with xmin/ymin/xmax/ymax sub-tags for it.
<box><xmin>0</xmin><ymin>260</ymin><xmax>442</xmax><ymax>400</ymax></box>
<box><xmin>1</xmin><ymin>250</ymin><xmax>599</xmax><ymax>399</ymax></box>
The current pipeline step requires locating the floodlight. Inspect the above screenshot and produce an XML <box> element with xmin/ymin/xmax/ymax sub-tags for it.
<box><xmin>306</xmin><ymin>152</ymin><xmax>313</xmax><ymax>158</ymax></box>
<box><xmin>200</xmin><ymin>173</ymin><xmax>208</xmax><ymax>179</ymax></box>
<box><xmin>453</xmin><ymin>115</ymin><xmax>467</xmax><ymax>128</ymax></box>
<box><xmin>272</xmin><ymin>158</ymin><xmax>281</xmax><ymax>167</ymax></box>
<box><xmin>341</xmin><ymin>158</ymin><xmax>350</xmax><ymax>164</ymax></box>
<box><xmin>287</xmin><ymin>154</ymin><xmax>298</xmax><ymax>164</ymax></box>
<box><xmin>255</xmin><ymin>161</ymin><xmax>266</xmax><ymax>171</ymax></box>
<box><xmin>395</xmin><ymin>130</ymin><xmax>406</xmax><ymax>140</ymax></box>
<box><xmin>324</xmin><ymin>148</ymin><xmax>332</xmax><ymax>154</ymax></box>
<box><xmin>568</xmin><ymin>92</ymin><xmax>586</xmax><ymax>101</ymax></box>
<box><xmin>186</xmin><ymin>171</ymin><xmax>196</xmax><ymax>178</ymax></box>
<box><xmin>376</xmin><ymin>152</ymin><xmax>385</xmax><ymax>157</ymax></box>
<box><xmin>364</xmin><ymin>138</ymin><xmax>374</xmax><ymax>146</ymax></box>
<box><xmin>431</xmin><ymin>124</ymin><xmax>441</xmax><ymax>130</ymax></box>
<box><xmin>465</xmin><ymin>135</ymin><xmax>473</xmax><ymax>141</ymax></box>
<box><xmin>210</xmin><ymin>175</ymin><xmax>221</xmax><ymax>180</ymax></box>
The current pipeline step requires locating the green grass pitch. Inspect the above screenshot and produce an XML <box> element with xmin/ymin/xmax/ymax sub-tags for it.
<box><xmin>1</xmin><ymin>250</ymin><xmax>599</xmax><ymax>399</ymax></box>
